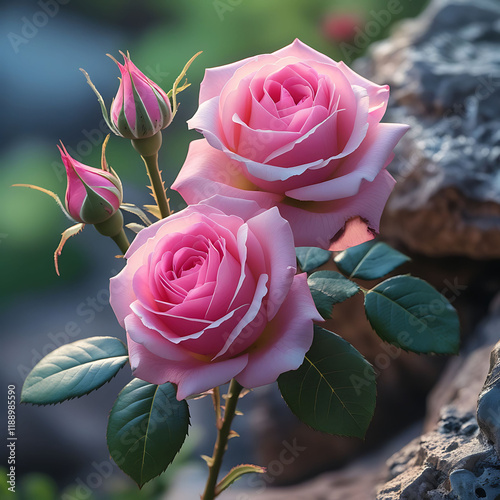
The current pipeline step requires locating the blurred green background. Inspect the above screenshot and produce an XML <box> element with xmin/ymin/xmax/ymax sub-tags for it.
<box><xmin>1</xmin><ymin>0</ymin><xmax>428</xmax><ymax>498</ymax></box>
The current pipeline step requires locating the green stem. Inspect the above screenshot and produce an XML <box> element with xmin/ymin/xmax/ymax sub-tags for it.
<box><xmin>94</xmin><ymin>210</ymin><xmax>130</xmax><ymax>255</ymax></box>
<box><xmin>202</xmin><ymin>379</ymin><xmax>243</xmax><ymax>500</ymax></box>
<box><xmin>142</xmin><ymin>153</ymin><xmax>171</xmax><ymax>219</ymax></box>
<box><xmin>131</xmin><ymin>133</ymin><xmax>171</xmax><ymax>220</ymax></box>
<box><xmin>111</xmin><ymin>228</ymin><xmax>130</xmax><ymax>255</ymax></box>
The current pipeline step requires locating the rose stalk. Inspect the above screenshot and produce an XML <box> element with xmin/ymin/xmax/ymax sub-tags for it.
<box><xmin>202</xmin><ymin>379</ymin><xmax>245</xmax><ymax>500</ymax></box>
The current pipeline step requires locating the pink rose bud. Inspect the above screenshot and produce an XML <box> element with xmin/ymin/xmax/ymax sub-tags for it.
<box><xmin>109</xmin><ymin>52</ymin><xmax>172</xmax><ymax>140</ymax></box>
<box><xmin>58</xmin><ymin>143</ymin><xmax>123</xmax><ymax>224</ymax></box>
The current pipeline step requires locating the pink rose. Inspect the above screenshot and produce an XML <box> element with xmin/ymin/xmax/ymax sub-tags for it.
<box><xmin>109</xmin><ymin>196</ymin><xmax>321</xmax><ymax>400</ymax></box>
<box><xmin>172</xmin><ymin>39</ymin><xmax>409</xmax><ymax>250</ymax></box>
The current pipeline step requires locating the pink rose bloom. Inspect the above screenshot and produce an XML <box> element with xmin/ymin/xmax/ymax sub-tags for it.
<box><xmin>109</xmin><ymin>196</ymin><xmax>321</xmax><ymax>400</ymax></box>
<box><xmin>173</xmin><ymin>39</ymin><xmax>409</xmax><ymax>250</ymax></box>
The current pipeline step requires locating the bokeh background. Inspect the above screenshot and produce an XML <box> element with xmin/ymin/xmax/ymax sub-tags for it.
<box><xmin>1</xmin><ymin>1</ymin><xmax>430</xmax><ymax>498</ymax></box>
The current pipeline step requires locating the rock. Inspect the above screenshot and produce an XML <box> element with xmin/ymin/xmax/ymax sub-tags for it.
<box><xmin>449</xmin><ymin>468</ymin><xmax>500</xmax><ymax>500</ymax></box>
<box><xmin>356</xmin><ymin>0</ymin><xmax>500</xmax><ymax>259</ymax></box>
<box><xmin>376</xmin><ymin>406</ymin><xmax>492</xmax><ymax>499</ymax></box>
<box><xmin>477</xmin><ymin>343</ymin><xmax>500</xmax><ymax>455</ymax></box>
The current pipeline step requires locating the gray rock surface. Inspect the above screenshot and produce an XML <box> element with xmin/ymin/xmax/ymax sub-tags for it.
<box><xmin>356</xmin><ymin>0</ymin><xmax>500</xmax><ymax>258</ymax></box>
<box><xmin>477</xmin><ymin>343</ymin><xmax>500</xmax><ymax>457</ymax></box>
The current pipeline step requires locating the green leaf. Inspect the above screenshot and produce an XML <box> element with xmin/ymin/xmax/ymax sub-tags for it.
<box><xmin>21</xmin><ymin>337</ymin><xmax>128</xmax><ymax>405</ymax></box>
<box><xmin>278</xmin><ymin>326</ymin><xmax>376</xmax><ymax>438</ymax></box>
<box><xmin>215</xmin><ymin>464</ymin><xmax>266</xmax><ymax>495</ymax></box>
<box><xmin>107</xmin><ymin>379</ymin><xmax>190</xmax><ymax>488</ymax></box>
<box><xmin>296</xmin><ymin>247</ymin><xmax>332</xmax><ymax>272</ymax></box>
<box><xmin>307</xmin><ymin>271</ymin><xmax>360</xmax><ymax>319</ymax></box>
<box><xmin>334</xmin><ymin>240</ymin><xmax>411</xmax><ymax>280</ymax></box>
<box><xmin>364</xmin><ymin>275</ymin><xmax>460</xmax><ymax>354</ymax></box>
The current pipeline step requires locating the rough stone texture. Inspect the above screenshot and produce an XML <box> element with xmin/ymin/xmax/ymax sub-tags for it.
<box><xmin>376</xmin><ymin>407</ymin><xmax>494</xmax><ymax>499</ymax></box>
<box><xmin>356</xmin><ymin>0</ymin><xmax>500</xmax><ymax>258</ymax></box>
<box><xmin>477</xmin><ymin>343</ymin><xmax>500</xmax><ymax>457</ymax></box>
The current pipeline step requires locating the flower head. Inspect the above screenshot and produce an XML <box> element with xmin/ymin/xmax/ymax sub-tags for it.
<box><xmin>173</xmin><ymin>39</ymin><xmax>409</xmax><ymax>250</ymax></box>
<box><xmin>110</xmin><ymin>196</ymin><xmax>322</xmax><ymax>400</ymax></box>
<box><xmin>107</xmin><ymin>52</ymin><xmax>172</xmax><ymax>140</ymax></box>
<box><xmin>58</xmin><ymin>141</ymin><xmax>122</xmax><ymax>224</ymax></box>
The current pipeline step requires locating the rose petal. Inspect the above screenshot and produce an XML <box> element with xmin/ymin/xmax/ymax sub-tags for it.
<box><xmin>130</xmin><ymin>301</ymin><xmax>211</xmax><ymax>340</ymax></box>
<box><xmin>285</xmin><ymin>122</ymin><xmax>409</xmax><ymax>201</ymax></box>
<box><xmin>205</xmin><ymin>240</ymin><xmax>244</xmax><ymax>319</ymax></box>
<box><xmin>231</xmin><ymin>114</ymin><xmax>302</xmax><ymax>165</ymax></box>
<box><xmin>273</xmin><ymin>38</ymin><xmax>340</xmax><ymax>67</ymax></box>
<box><xmin>126</xmin><ymin>331</ymin><xmax>249</xmax><ymax>401</ymax></box>
<box><xmin>212</xmin><ymin>273</ymin><xmax>269</xmax><ymax>360</ymax></box>
<box><xmin>278</xmin><ymin>168</ymin><xmax>397</xmax><ymax>249</ymax></box>
<box><xmin>110</xmin><ymin>264</ymin><xmax>140</xmax><ymax>327</ymax></box>
<box><xmin>125</xmin><ymin>314</ymin><xmax>194</xmax><ymax>362</ymax></box>
<box><xmin>172</xmin><ymin>139</ymin><xmax>281</xmax><ymax>207</ymax></box>
<box><xmin>246</xmin><ymin>207</ymin><xmax>296</xmax><ymax>320</ymax></box>
<box><xmin>187</xmin><ymin>96</ymin><xmax>228</xmax><ymax>152</ymax></box>
<box><xmin>329</xmin><ymin>216</ymin><xmax>375</xmax><ymax>251</ymax></box>
<box><xmin>198</xmin><ymin>192</ymin><xmax>270</xmax><ymax>221</ymax></box>
<box><xmin>199</xmin><ymin>54</ymin><xmax>258</xmax><ymax>104</ymax></box>
<box><xmin>235</xmin><ymin>273</ymin><xmax>322</xmax><ymax>388</ymax></box>
<box><xmin>337</xmin><ymin>61</ymin><xmax>390</xmax><ymax>123</ymax></box>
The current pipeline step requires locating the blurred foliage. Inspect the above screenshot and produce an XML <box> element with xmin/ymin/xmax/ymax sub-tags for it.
<box><xmin>0</xmin><ymin>466</ymin><xmax>170</xmax><ymax>500</ymax></box>
<box><xmin>0</xmin><ymin>438</ymin><xmax>191</xmax><ymax>499</ymax></box>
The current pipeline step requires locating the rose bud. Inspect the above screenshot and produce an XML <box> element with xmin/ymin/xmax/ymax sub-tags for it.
<box><xmin>58</xmin><ymin>142</ymin><xmax>123</xmax><ymax>224</ymax></box>
<box><xmin>108</xmin><ymin>51</ymin><xmax>172</xmax><ymax>140</ymax></box>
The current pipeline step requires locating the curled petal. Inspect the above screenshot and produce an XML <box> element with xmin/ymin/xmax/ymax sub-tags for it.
<box><xmin>236</xmin><ymin>273</ymin><xmax>322</xmax><ymax>388</ymax></box>
<box><xmin>127</xmin><ymin>331</ymin><xmax>249</xmax><ymax>401</ymax></box>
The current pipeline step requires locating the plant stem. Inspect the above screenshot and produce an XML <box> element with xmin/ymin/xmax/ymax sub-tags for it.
<box><xmin>202</xmin><ymin>379</ymin><xmax>243</xmax><ymax>500</ymax></box>
<box><xmin>94</xmin><ymin>210</ymin><xmax>130</xmax><ymax>255</ymax></box>
<box><xmin>111</xmin><ymin>228</ymin><xmax>130</xmax><ymax>255</ymax></box>
<box><xmin>142</xmin><ymin>153</ymin><xmax>171</xmax><ymax>219</ymax></box>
